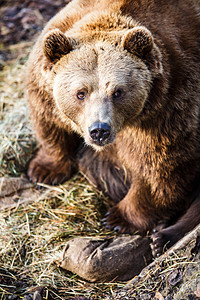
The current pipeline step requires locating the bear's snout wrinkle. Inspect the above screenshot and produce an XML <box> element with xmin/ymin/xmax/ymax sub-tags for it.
<box><xmin>89</xmin><ymin>122</ymin><xmax>111</xmax><ymax>146</ymax></box>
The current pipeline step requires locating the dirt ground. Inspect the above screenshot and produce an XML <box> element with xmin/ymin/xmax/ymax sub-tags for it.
<box><xmin>0</xmin><ymin>0</ymin><xmax>70</xmax><ymax>46</ymax></box>
<box><xmin>0</xmin><ymin>0</ymin><xmax>200</xmax><ymax>299</ymax></box>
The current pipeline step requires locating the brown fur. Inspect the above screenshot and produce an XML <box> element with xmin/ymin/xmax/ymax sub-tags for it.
<box><xmin>26</xmin><ymin>0</ymin><xmax>200</xmax><ymax>254</ymax></box>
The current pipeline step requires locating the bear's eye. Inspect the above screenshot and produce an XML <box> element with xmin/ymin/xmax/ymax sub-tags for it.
<box><xmin>113</xmin><ymin>89</ymin><xmax>122</xmax><ymax>99</ymax></box>
<box><xmin>77</xmin><ymin>90</ymin><xmax>87</xmax><ymax>100</ymax></box>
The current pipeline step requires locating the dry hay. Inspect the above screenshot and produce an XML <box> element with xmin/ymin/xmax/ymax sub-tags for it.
<box><xmin>0</xmin><ymin>174</ymin><xmax>121</xmax><ymax>299</ymax></box>
<box><xmin>0</xmin><ymin>43</ymin><xmax>37</xmax><ymax>177</ymax></box>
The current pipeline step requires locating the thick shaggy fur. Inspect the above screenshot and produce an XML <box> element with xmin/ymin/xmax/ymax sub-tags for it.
<box><xmin>26</xmin><ymin>0</ymin><xmax>200</xmax><ymax>255</ymax></box>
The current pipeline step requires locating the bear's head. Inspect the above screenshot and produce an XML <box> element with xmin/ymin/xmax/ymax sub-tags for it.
<box><xmin>42</xmin><ymin>24</ymin><xmax>163</xmax><ymax>150</ymax></box>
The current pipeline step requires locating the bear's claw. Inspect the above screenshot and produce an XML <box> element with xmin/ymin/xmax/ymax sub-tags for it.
<box><xmin>150</xmin><ymin>232</ymin><xmax>165</xmax><ymax>257</ymax></box>
<box><xmin>102</xmin><ymin>206</ymin><xmax>138</xmax><ymax>234</ymax></box>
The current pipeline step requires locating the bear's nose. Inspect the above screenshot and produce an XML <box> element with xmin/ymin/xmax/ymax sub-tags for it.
<box><xmin>89</xmin><ymin>122</ymin><xmax>111</xmax><ymax>145</ymax></box>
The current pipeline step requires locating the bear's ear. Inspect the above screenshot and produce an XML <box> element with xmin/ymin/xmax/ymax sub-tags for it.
<box><xmin>122</xmin><ymin>27</ymin><xmax>153</xmax><ymax>58</ymax></box>
<box><xmin>43</xmin><ymin>29</ymin><xmax>72</xmax><ymax>62</ymax></box>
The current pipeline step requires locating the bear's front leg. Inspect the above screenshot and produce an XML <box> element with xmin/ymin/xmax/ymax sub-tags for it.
<box><xmin>103</xmin><ymin>184</ymin><xmax>158</xmax><ymax>235</ymax></box>
<box><xmin>150</xmin><ymin>195</ymin><xmax>200</xmax><ymax>257</ymax></box>
<box><xmin>27</xmin><ymin>120</ymin><xmax>81</xmax><ymax>185</ymax></box>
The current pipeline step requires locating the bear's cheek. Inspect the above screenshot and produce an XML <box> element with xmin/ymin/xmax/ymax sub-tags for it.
<box><xmin>112</xmin><ymin>91</ymin><xmax>147</xmax><ymax>127</ymax></box>
<box><xmin>58</xmin><ymin>98</ymin><xmax>83</xmax><ymax>125</ymax></box>
<box><xmin>53</xmin><ymin>86</ymin><xmax>83</xmax><ymax>125</ymax></box>
<box><xmin>121</xmin><ymin>97</ymin><xmax>147</xmax><ymax>121</ymax></box>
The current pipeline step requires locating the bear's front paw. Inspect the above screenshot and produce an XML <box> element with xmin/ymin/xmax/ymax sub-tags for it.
<box><xmin>27</xmin><ymin>157</ymin><xmax>76</xmax><ymax>185</ymax></box>
<box><xmin>102</xmin><ymin>206</ymin><xmax>139</xmax><ymax>234</ymax></box>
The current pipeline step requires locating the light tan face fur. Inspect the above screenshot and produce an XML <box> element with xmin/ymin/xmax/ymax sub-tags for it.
<box><xmin>53</xmin><ymin>42</ymin><xmax>152</xmax><ymax>150</ymax></box>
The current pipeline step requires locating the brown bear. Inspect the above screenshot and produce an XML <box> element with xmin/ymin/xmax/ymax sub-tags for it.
<box><xmin>26</xmin><ymin>0</ymin><xmax>200</xmax><ymax>257</ymax></box>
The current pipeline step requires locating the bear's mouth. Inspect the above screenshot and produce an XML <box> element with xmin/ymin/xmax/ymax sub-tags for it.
<box><xmin>91</xmin><ymin>136</ymin><xmax>112</xmax><ymax>147</ymax></box>
<box><xmin>85</xmin><ymin>132</ymin><xmax>115</xmax><ymax>150</ymax></box>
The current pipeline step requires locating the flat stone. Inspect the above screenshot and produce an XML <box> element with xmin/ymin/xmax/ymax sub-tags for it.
<box><xmin>60</xmin><ymin>235</ymin><xmax>152</xmax><ymax>282</ymax></box>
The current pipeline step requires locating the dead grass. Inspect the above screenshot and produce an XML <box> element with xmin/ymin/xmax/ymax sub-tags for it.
<box><xmin>0</xmin><ymin>43</ymin><xmax>37</xmax><ymax>177</ymax></box>
<box><xmin>0</xmin><ymin>174</ymin><xmax>121</xmax><ymax>299</ymax></box>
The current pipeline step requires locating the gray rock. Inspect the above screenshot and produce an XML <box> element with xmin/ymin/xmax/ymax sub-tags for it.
<box><xmin>60</xmin><ymin>235</ymin><xmax>152</xmax><ymax>282</ymax></box>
